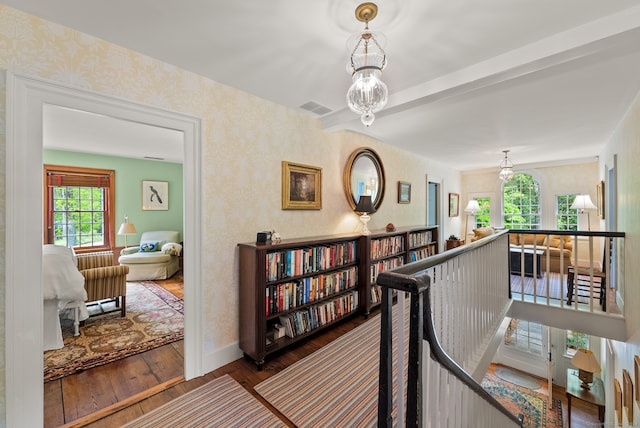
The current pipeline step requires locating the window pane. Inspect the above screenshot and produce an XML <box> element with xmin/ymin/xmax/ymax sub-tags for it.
<box><xmin>566</xmin><ymin>330</ymin><xmax>588</xmax><ymax>355</ymax></box>
<box><xmin>557</xmin><ymin>194</ymin><xmax>578</xmax><ymax>231</ymax></box>
<box><xmin>52</xmin><ymin>186</ymin><xmax>106</xmax><ymax>248</ymax></box>
<box><xmin>503</xmin><ymin>174</ymin><xmax>541</xmax><ymax>230</ymax></box>
<box><xmin>504</xmin><ymin>319</ymin><xmax>543</xmax><ymax>355</ymax></box>
<box><xmin>475</xmin><ymin>197</ymin><xmax>491</xmax><ymax>228</ymax></box>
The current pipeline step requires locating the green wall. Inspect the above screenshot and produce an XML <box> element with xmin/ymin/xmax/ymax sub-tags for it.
<box><xmin>44</xmin><ymin>150</ymin><xmax>183</xmax><ymax>246</ymax></box>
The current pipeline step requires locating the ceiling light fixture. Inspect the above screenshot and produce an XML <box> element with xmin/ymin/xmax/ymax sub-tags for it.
<box><xmin>499</xmin><ymin>150</ymin><xmax>514</xmax><ymax>182</ymax></box>
<box><xmin>346</xmin><ymin>2</ymin><xmax>388</xmax><ymax>127</ymax></box>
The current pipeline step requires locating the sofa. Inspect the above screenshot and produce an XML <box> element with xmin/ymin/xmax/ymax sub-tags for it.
<box><xmin>471</xmin><ymin>227</ymin><xmax>573</xmax><ymax>273</ymax></box>
<box><xmin>118</xmin><ymin>230</ymin><xmax>182</xmax><ymax>281</ymax></box>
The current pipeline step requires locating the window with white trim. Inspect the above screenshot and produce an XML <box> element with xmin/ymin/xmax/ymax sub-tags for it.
<box><xmin>503</xmin><ymin>173</ymin><xmax>541</xmax><ymax>230</ymax></box>
<box><xmin>475</xmin><ymin>197</ymin><xmax>491</xmax><ymax>228</ymax></box>
<box><xmin>556</xmin><ymin>194</ymin><xmax>578</xmax><ymax>231</ymax></box>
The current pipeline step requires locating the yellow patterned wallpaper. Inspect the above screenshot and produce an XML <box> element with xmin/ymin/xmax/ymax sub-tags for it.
<box><xmin>0</xmin><ymin>5</ymin><xmax>459</xmax><ymax>419</ymax></box>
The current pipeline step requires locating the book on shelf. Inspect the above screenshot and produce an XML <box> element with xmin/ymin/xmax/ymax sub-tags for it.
<box><xmin>370</xmin><ymin>235</ymin><xmax>405</xmax><ymax>259</ymax></box>
<box><xmin>409</xmin><ymin>230</ymin><xmax>433</xmax><ymax>248</ymax></box>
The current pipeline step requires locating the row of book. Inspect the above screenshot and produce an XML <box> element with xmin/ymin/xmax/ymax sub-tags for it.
<box><xmin>409</xmin><ymin>231</ymin><xmax>433</xmax><ymax>249</ymax></box>
<box><xmin>369</xmin><ymin>255</ymin><xmax>404</xmax><ymax>284</ymax></box>
<box><xmin>265</xmin><ymin>267</ymin><xmax>358</xmax><ymax>316</ymax></box>
<box><xmin>265</xmin><ymin>240</ymin><xmax>357</xmax><ymax>282</ymax></box>
<box><xmin>276</xmin><ymin>291</ymin><xmax>359</xmax><ymax>339</ymax></box>
<box><xmin>370</xmin><ymin>235</ymin><xmax>405</xmax><ymax>260</ymax></box>
<box><xmin>409</xmin><ymin>246</ymin><xmax>435</xmax><ymax>262</ymax></box>
<box><xmin>370</xmin><ymin>284</ymin><xmax>383</xmax><ymax>304</ymax></box>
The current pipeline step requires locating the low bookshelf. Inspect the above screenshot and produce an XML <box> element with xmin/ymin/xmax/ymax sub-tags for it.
<box><xmin>238</xmin><ymin>233</ymin><xmax>361</xmax><ymax>369</ymax></box>
<box><xmin>361</xmin><ymin>226</ymin><xmax>439</xmax><ymax>314</ymax></box>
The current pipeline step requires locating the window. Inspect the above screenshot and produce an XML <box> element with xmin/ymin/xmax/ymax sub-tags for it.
<box><xmin>565</xmin><ymin>330</ymin><xmax>588</xmax><ymax>356</ymax></box>
<box><xmin>44</xmin><ymin>165</ymin><xmax>115</xmax><ymax>251</ymax></box>
<box><xmin>475</xmin><ymin>197</ymin><xmax>491</xmax><ymax>228</ymax></box>
<box><xmin>503</xmin><ymin>173</ymin><xmax>541</xmax><ymax>229</ymax></box>
<box><xmin>556</xmin><ymin>194</ymin><xmax>578</xmax><ymax>231</ymax></box>
<box><xmin>504</xmin><ymin>319</ymin><xmax>543</xmax><ymax>355</ymax></box>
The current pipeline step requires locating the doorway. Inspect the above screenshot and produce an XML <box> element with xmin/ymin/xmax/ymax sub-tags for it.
<box><xmin>6</xmin><ymin>73</ymin><xmax>204</xmax><ymax>426</ymax></box>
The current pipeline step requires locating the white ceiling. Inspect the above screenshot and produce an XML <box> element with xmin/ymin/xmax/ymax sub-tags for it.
<box><xmin>7</xmin><ymin>0</ymin><xmax>640</xmax><ymax>170</ymax></box>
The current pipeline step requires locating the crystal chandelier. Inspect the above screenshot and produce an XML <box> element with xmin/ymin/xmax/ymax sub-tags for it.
<box><xmin>346</xmin><ymin>2</ymin><xmax>388</xmax><ymax>127</ymax></box>
<box><xmin>499</xmin><ymin>150</ymin><xmax>514</xmax><ymax>182</ymax></box>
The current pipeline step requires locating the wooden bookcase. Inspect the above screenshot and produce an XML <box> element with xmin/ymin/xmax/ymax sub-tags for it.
<box><xmin>238</xmin><ymin>233</ymin><xmax>362</xmax><ymax>369</ymax></box>
<box><xmin>238</xmin><ymin>226</ymin><xmax>438</xmax><ymax>368</ymax></box>
<box><xmin>361</xmin><ymin>226</ymin><xmax>439</xmax><ymax>314</ymax></box>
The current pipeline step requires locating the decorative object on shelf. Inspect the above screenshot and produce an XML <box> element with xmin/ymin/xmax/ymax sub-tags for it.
<box><xmin>142</xmin><ymin>180</ymin><xmax>169</xmax><ymax>210</ymax></box>
<box><xmin>343</xmin><ymin>147</ymin><xmax>386</xmax><ymax>212</ymax></box>
<box><xmin>571</xmin><ymin>348</ymin><xmax>601</xmax><ymax>389</ymax></box>
<box><xmin>117</xmin><ymin>214</ymin><xmax>137</xmax><ymax>248</ymax></box>
<box><xmin>385</xmin><ymin>223</ymin><xmax>396</xmax><ymax>232</ymax></box>
<box><xmin>282</xmin><ymin>161</ymin><xmax>322</xmax><ymax>210</ymax></box>
<box><xmin>272</xmin><ymin>230</ymin><xmax>282</xmax><ymax>243</ymax></box>
<box><xmin>624</xmin><ymin>369</ymin><xmax>634</xmax><ymax>424</ymax></box>
<box><xmin>355</xmin><ymin>195</ymin><xmax>375</xmax><ymax>235</ymax></box>
<box><xmin>346</xmin><ymin>2</ymin><xmax>388</xmax><ymax>127</ymax></box>
<box><xmin>448</xmin><ymin>193</ymin><xmax>459</xmax><ymax>217</ymax></box>
<box><xmin>448</xmin><ymin>235</ymin><xmax>459</xmax><ymax>241</ymax></box>
<box><xmin>256</xmin><ymin>231</ymin><xmax>272</xmax><ymax>245</ymax></box>
<box><xmin>498</xmin><ymin>150</ymin><xmax>514</xmax><ymax>182</ymax></box>
<box><xmin>597</xmin><ymin>180</ymin><xmax>605</xmax><ymax>219</ymax></box>
<box><xmin>398</xmin><ymin>181</ymin><xmax>411</xmax><ymax>203</ymax></box>
<box><xmin>571</xmin><ymin>194</ymin><xmax>597</xmax><ymax>231</ymax></box>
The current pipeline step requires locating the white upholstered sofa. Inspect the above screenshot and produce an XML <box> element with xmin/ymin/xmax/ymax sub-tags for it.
<box><xmin>118</xmin><ymin>231</ymin><xmax>181</xmax><ymax>281</ymax></box>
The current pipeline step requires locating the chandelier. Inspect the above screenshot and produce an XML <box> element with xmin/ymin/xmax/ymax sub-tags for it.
<box><xmin>346</xmin><ymin>2</ymin><xmax>388</xmax><ymax>127</ymax></box>
<box><xmin>499</xmin><ymin>150</ymin><xmax>514</xmax><ymax>182</ymax></box>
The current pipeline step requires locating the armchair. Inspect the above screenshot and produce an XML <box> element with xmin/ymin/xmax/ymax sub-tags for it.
<box><xmin>76</xmin><ymin>251</ymin><xmax>129</xmax><ymax>317</ymax></box>
<box><xmin>118</xmin><ymin>231</ymin><xmax>181</xmax><ymax>281</ymax></box>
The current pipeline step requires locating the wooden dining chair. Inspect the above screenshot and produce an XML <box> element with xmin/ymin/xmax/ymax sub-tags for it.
<box><xmin>566</xmin><ymin>237</ymin><xmax>610</xmax><ymax>311</ymax></box>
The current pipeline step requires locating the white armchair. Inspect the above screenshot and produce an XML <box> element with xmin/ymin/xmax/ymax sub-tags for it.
<box><xmin>118</xmin><ymin>231</ymin><xmax>181</xmax><ymax>281</ymax></box>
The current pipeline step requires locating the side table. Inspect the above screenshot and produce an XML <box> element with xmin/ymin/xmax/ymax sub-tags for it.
<box><xmin>566</xmin><ymin>368</ymin><xmax>605</xmax><ymax>427</ymax></box>
<box><xmin>445</xmin><ymin>239</ymin><xmax>463</xmax><ymax>251</ymax></box>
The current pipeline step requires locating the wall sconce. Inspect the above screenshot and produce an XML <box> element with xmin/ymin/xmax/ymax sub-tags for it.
<box><xmin>355</xmin><ymin>195</ymin><xmax>375</xmax><ymax>235</ymax></box>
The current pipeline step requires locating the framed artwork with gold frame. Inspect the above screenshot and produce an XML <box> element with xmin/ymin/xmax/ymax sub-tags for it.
<box><xmin>624</xmin><ymin>369</ymin><xmax>634</xmax><ymax>424</ymax></box>
<box><xmin>449</xmin><ymin>193</ymin><xmax>459</xmax><ymax>217</ymax></box>
<box><xmin>282</xmin><ymin>161</ymin><xmax>322</xmax><ymax>210</ymax></box>
<box><xmin>597</xmin><ymin>180</ymin><xmax>605</xmax><ymax>219</ymax></box>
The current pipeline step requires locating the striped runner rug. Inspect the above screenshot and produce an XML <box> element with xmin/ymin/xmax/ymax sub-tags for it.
<box><xmin>255</xmin><ymin>305</ymin><xmax>408</xmax><ymax>427</ymax></box>
<box><xmin>123</xmin><ymin>374</ymin><xmax>285</xmax><ymax>428</ymax></box>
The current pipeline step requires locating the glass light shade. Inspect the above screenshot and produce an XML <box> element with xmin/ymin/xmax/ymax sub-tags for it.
<box><xmin>347</xmin><ymin>68</ymin><xmax>388</xmax><ymax>127</ymax></box>
<box><xmin>499</xmin><ymin>167</ymin><xmax>514</xmax><ymax>182</ymax></box>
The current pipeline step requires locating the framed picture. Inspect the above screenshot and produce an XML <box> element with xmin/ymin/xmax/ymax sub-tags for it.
<box><xmin>624</xmin><ymin>369</ymin><xmax>634</xmax><ymax>424</ymax></box>
<box><xmin>616</xmin><ymin>378</ymin><xmax>622</xmax><ymax>426</ymax></box>
<box><xmin>398</xmin><ymin>181</ymin><xmax>411</xmax><ymax>204</ymax></box>
<box><xmin>142</xmin><ymin>180</ymin><xmax>168</xmax><ymax>211</ymax></box>
<box><xmin>282</xmin><ymin>161</ymin><xmax>322</xmax><ymax>210</ymax></box>
<box><xmin>635</xmin><ymin>355</ymin><xmax>640</xmax><ymax>403</ymax></box>
<box><xmin>597</xmin><ymin>180</ymin><xmax>605</xmax><ymax>219</ymax></box>
<box><xmin>449</xmin><ymin>193</ymin><xmax>459</xmax><ymax>217</ymax></box>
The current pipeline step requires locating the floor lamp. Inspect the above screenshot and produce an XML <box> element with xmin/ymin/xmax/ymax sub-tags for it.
<box><xmin>118</xmin><ymin>214</ymin><xmax>137</xmax><ymax>248</ymax></box>
<box><xmin>571</xmin><ymin>194</ymin><xmax>596</xmax><ymax>231</ymax></box>
<box><xmin>463</xmin><ymin>200</ymin><xmax>480</xmax><ymax>243</ymax></box>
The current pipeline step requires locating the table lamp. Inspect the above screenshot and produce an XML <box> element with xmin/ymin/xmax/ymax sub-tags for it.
<box><xmin>571</xmin><ymin>348</ymin><xmax>601</xmax><ymax>389</ymax></box>
<box><xmin>354</xmin><ymin>195</ymin><xmax>375</xmax><ymax>235</ymax></box>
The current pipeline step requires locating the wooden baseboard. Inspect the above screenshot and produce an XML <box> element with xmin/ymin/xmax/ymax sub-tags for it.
<box><xmin>60</xmin><ymin>376</ymin><xmax>184</xmax><ymax>428</ymax></box>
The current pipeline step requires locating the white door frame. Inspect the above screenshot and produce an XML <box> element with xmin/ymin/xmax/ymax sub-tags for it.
<box><xmin>6</xmin><ymin>73</ymin><xmax>204</xmax><ymax>427</ymax></box>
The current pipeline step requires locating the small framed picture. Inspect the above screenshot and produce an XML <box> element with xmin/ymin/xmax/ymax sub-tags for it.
<box><xmin>142</xmin><ymin>180</ymin><xmax>169</xmax><ymax>211</ymax></box>
<box><xmin>398</xmin><ymin>181</ymin><xmax>411</xmax><ymax>204</ymax></box>
<box><xmin>282</xmin><ymin>161</ymin><xmax>322</xmax><ymax>210</ymax></box>
<box><xmin>449</xmin><ymin>193</ymin><xmax>460</xmax><ymax>217</ymax></box>
<box><xmin>597</xmin><ymin>180</ymin><xmax>605</xmax><ymax>219</ymax></box>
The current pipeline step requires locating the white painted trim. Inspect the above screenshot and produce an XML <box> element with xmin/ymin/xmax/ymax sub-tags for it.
<box><xmin>203</xmin><ymin>343</ymin><xmax>244</xmax><ymax>375</ymax></box>
<box><xmin>6</xmin><ymin>73</ymin><xmax>203</xmax><ymax>426</ymax></box>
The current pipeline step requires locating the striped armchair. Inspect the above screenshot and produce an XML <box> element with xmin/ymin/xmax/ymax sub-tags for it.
<box><xmin>76</xmin><ymin>251</ymin><xmax>129</xmax><ymax>317</ymax></box>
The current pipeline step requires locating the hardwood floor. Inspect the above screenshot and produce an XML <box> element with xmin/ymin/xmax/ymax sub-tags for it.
<box><xmin>46</xmin><ymin>309</ymin><xmax>602</xmax><ymax>427</ymax></box>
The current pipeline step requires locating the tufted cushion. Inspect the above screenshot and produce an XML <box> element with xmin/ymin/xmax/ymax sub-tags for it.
<box><xmin>521</xmin><ymin>234</ymin><xmax>546</xmax><ymax>246</ymax></box>
<box><xmin>544</xmin><ymin>235</ymin><xmax>572</xmax><ymax>251</ymax></box>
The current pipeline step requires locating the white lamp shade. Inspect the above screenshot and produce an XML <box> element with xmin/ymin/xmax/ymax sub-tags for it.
<box><xmin>118</xmin><ymin>222</ymin><xmax>137</xmax><ymax>235</ymax></box>
<box><xmin>571</xmin><ymin>349</ymin><xmax>601</xmax><ymax>374</ymax></box>
<box><xmin>465</xmin><ymin>200</ymin><xmax>481</xmax><ymax>214</ymax></box>
<box><xmin>570</xmin><ymin>194</ymin><xmax>597</xmax><ymax>211</ymax></box>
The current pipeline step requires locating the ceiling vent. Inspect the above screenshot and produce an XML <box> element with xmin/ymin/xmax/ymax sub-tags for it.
<box><xmin>300</xmin><ymin>101</ymin><xmax>332</xmax><ymax>116</ymax></box>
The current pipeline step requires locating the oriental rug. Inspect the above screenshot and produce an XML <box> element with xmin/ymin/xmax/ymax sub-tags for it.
<box><xmin>482</xmin><ymin>371</ymin><xmax>563</xmax><ymax>428</ymax></box>
<box><xmin>44</xmin><ymin>281</ymin><xmax>183</xmax><ymax>382</ymax></box>
<box><xmin>123</xmin><ymin>374</ymin><xmax>285</xmax><ymax>428</ymax></box>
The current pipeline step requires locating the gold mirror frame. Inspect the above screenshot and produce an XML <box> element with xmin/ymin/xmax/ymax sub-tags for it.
<box><xmin>343</xmin><ymin>147</ymin><xmax>386</xmax><ymax>211</ymax></box>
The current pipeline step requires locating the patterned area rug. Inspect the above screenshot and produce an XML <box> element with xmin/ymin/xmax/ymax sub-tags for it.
<box><xmin>482</xmin><ymin>372</ymin><xmax>563</xmax><ymax>428</ymax></box>
<box><xmin>123</xmin><ymin>374</ymin><xmax>286</xmax><ymax>428</ymax></box>
<box><xmin>44</xmin><ymin>281</ymin><xmax>183</xmax><ymax>382</ymax></box>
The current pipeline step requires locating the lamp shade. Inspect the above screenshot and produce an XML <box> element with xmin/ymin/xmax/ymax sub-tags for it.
<box><xmin>570</xmin><ymin>194</ymin><xmax>597</xmax><ymax>212</ymax></box>
<box><xmin>571</xmin><ymin>349</ymin><xmax>601</xmax><ymax>374</ymax></box>
<box><xmin>355</xmin><ymin>195</ymin><xmax>375</xmax><ymax>214</ymax></box>
<box><xmin>465</xmin><ymin>200</ymin><xmax>480</xmax><ymax>214</ymax></box>
<box><xmin>118</xmin><ymin>222</ymin><xmax>137</xmax><ymax>235</ymax></box>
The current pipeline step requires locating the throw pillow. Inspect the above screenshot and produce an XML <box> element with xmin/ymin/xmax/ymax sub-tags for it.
<box><xmin>473</xmin><ymin>227</ymin><xmax>495</xmax><ymax>239</ymax></box>
<box><xmin>139</xmin><ymin>241</ymin><xmax>160</xmax><ymax>252</ymax></box>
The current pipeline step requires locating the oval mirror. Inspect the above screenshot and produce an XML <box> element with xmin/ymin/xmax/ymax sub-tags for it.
<box><xmin>343</xmin><ymin>147</ymin><xmax>386</xmax><ymax>211</ymax></box>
